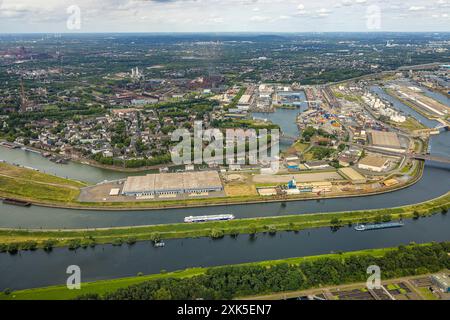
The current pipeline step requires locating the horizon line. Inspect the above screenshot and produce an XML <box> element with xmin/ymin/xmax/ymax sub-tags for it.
<box><xmin>1</xmin><ymin>31</ymin><xmax>450</xmax><ymax>35</ymax></box>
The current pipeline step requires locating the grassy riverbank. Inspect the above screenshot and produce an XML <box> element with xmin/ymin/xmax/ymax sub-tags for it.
<box><xmin>0</xmin><ymin>244</ymin><xmax>427</xmax><ymax>300</ymax></box>
<box><xmin>0</xmin><ymin>192</ymin><xmax>448</xmax><ymax>251</ymax></box>
<box><xmin>0</xmin><ymin>162</ymin><xmax>87</xmax><ymax>203</ymax></box>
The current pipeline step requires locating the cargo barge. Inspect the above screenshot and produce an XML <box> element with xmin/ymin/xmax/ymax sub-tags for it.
<box><xmin>355</xmin><ymin>221</ymin><xmax>404</xmax><ymax>232</ymax></box>
<box><xmin>184</xmin><ymin>214</ymin><xmax>235</xmax><ymax>223</ymax></box>
<box><xmin>2</xmin><ymin>198</ymin><xmax>32</xmax><ymax>207</ymax></box>
<box><xmin>0</xmin><ymin>142</ymin><xmax>19</xmax><ymax>149</ymax></box>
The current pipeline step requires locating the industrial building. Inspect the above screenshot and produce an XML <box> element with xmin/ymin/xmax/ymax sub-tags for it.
<box><xmin>369</xmin><ymin>131</ymin><xmax>402</xmax><ymax>150</ymax></box>
<box><xmin>121</xmin><ymin>171</ymin><xmax>223</xmax><ymax>196</ymax></box>
<box><xmin>304</xmin><ymin>161</ymin><xmax>331</xmax><ymax>170</ymax></box>
<box><xmin>383</xmin><ymin>179</ymin><xmax>399</xmax><ymax>187</ymax></box>
<box><xmin>238</xmin><ymin>94</ymin><xmax>252</xmax><ymax>105</ymax></box>
<box><xmin>431</xmin><ymin>274</ymin><xmax>450</xmax><ymax>293</ymax></box>
<box><xmin>358</xmin><ymin>156</ymin><xmax>389</xmax><ymax>172</ymax></box>
<box><xmin>338</xmin><ymin>167</ymin><xmax>367</xmax><ymax>184</ymax></box>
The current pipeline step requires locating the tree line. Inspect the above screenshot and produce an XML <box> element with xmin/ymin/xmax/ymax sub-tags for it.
<box><xmin>75</xmin><ymin>242</ymin><xmax>450</xmax><ymax>300</ymax></box>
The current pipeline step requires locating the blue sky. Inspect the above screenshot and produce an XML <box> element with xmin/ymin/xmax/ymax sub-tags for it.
<box><xmin>0</xmin><ymin>0</ymin><xmax>448</xmax><ymax>33</ymax></box>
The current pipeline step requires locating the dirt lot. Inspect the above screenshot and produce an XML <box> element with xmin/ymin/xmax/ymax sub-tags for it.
<box><xmin>224</xmin><ymin>183</ymin><xmax>258</xmax><ymax>197</ymax></box>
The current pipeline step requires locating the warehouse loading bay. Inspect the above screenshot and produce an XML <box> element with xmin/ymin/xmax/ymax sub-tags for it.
<box><xmin>78</xmin><ymin>171</ymin><xmax>226</xmax><ymax>203</ymax></box>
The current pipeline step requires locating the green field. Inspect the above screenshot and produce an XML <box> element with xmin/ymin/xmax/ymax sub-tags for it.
<box><xmin>0</xmin><ymin>163</ymin><xmax>87</xmax><ymax>188</ymax></box>
<box><xmin>417</xmin><ymin>287</ymin><xmax>438</xmax><ymax>300</ymax></box>
<box><xmin>0</xmin><ymin>162</ymin><xmax>86</xmax><ymax>202</ymax></box>
<box><xmin>389</xmin><ymin>117</ymin><xmax>426</xmax><ymax>132</ymax></box>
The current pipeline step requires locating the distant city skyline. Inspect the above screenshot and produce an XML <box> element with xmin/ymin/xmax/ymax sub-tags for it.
<box><xmin>0</xmin><ymin>0</ymin><xmax>449</xmax><ymax>33</ymax></box>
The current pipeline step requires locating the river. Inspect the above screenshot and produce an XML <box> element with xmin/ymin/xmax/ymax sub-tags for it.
<box><xmin>1</xmin><ymin>213</ymin><xmax>449</xmax><ymax>291</ymax></box>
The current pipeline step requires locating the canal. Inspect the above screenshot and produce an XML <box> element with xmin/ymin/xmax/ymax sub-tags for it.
<box><xmin>1</xmin><ymin>213</ymin><xmax>449</xmax><ymax>291</ymax></box>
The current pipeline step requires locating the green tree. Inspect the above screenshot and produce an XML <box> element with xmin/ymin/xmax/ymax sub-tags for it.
<box><xmin>153</xmin><ymin>288</ymin><xmax>172</xmax><ymax>300</ymax></box>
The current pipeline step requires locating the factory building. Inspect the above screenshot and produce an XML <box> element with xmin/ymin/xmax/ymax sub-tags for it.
<box><xmin>304</xmin><ymin>161</ymin><xmax>331</xmax><ymax>170</ymax></box>
<box><xmin>122</xmin><ymin>171</ymin><xmax>223</xmax><ymax>196</ymax></box>
<box><xmin>238</xmin><ymin>94</ymin><xmax>252</xmax><ymax>105</ymax></box>
<box><xmin>338</xmin><ymin>167</ymin><xmax>367</xmax><ymax>184</ymax></box>
<box><xmin>431</xmin><ymin>274</ymin><xmax>450</xmax><ymax>293</ymax></box>
<box><xmin>358</xmin><ymin>156</ymin><xmax>389</xmax><ymax>172</ymax></box>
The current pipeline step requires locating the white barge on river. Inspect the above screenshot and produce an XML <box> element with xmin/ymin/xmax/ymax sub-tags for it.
<box><xmin>184</xmin><ymin>214</ymin><xmax>235</xmax><ymax>223</ymax></box>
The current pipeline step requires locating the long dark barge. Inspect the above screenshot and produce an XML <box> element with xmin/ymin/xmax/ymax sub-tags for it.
<box><xmin>2</xmin><ymin>198</ymin><xmax>32</xmax><ymax>207</ymax></box>
<box><xmin>355</xmin><ymin>222</ymin><xmax>404</xmax><ymax>232</ymax></box>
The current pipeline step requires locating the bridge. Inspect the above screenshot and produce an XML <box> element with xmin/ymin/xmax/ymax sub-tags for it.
<box><xmin>413</xmin><ymin>124</ymin><xmax>449</xmax><ymax>137</ymax></box>
<box><xmin>280</xmin><ymin>134</ymin><xmax>298</xmax><ymax>143</ymax></box>
<box><xmin>361</xmin><ymin>146</ymin><xmax>450</xmax><ymax>165</ymax></box>
<box><xmin>409</xmin><ymin>154</ymin><xmax>450</xmax><ymax>164</ymax></box>
<box><xmin>303</xmin><ymin>100</ymin><xmax>322</xmax><ymax>104</ymax></box>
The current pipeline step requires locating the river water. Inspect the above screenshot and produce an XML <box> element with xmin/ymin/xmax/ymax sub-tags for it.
<box><xmin>1</xmin><ymin>213</ymin><xmax>449</xmax><ymax>291</ymax></box>
<box><xmin>0</xmin><ymin>146</ymin><xmax>152</xmax><ymax>184</ymax></box>
<box><xmin>252</xmin><ymin>90</ymin><xmax>308</xmax><ymax>150</ymax></box>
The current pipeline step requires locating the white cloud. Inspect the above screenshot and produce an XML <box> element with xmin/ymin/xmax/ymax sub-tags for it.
<box><xmin>250</xmin><ymin>15</ymin><xmax>271</xmax><ymax>22</ymax></box>
<box><xmin>0</xmin><ymin>0</ymin><xmax>448</xmax><ymax>32</ymax></box>
<box><xmin>408</xmin><ymin>6</ymin><xmax>426</xmax><ymax>11</ymax></box>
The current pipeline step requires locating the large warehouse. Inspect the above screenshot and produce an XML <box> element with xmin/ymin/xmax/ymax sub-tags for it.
<box><xmin>358</xmin><ymin>156</ymin><xmax>389</xmax><ymax>172</ymax></box>
<box><xmin>338</xmin><ymin>167</ymin><xmax>367</xmax><ymax>184</ymax></box>
<box><xmin>122</xmin><ymin>171</ymin><xmax>223</xmax><ymax>196</ymax></box>
<box><xmin>369</xmin><ymin>131</ymin><xmax>402</xmax><ymax>150</ymax></box>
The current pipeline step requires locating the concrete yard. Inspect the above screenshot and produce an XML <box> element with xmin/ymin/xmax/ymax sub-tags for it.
<box><xmin>369</xmin><ymin>131</ymin><xmax>402</xmax><ymax>149</ymax></box>
<box><xmin>252</xmin><ymin>171</ymin><xmax>344</xmax><ymax>185</ymax></box>
<box><xmin>395</xmin><ymin>85</ymin><xmax>450</xmax><ymax>117</ymax></box>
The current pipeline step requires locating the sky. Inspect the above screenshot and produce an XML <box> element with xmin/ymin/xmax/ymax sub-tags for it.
<box><xmin>0</xmin><ymin>0</ymin><xmax>448</xmax><ymax>33</ymax></box>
